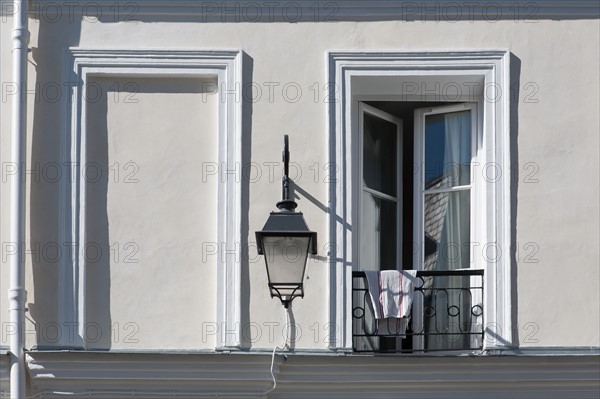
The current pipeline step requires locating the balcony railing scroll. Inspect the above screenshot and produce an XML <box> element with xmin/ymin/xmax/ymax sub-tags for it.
<box><xmin>352</xmin><ymin>269</ymin><xmax>484</xmax><ymax>353</ymax></box>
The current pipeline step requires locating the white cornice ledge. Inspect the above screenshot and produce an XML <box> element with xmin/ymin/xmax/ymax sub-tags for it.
<box><xmin>26</xmin><ymin>351</ymin><xmax>600</xmax><ymax>398</ymax></box>
<box><xmin>27</xmin><ymin>352</ymin><xmax>282</xmax><ymax>396</ymax></box>
<box><xmin>2</xmin><ymin>1</ymin><xmax>598</xmax><ymax>20</ymax></box>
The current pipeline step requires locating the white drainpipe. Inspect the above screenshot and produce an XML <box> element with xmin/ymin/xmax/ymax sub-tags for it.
<box><xmin>9</xmin><ymin>0</ymin><xmax>29</xmax><ymax>398</ymax></box>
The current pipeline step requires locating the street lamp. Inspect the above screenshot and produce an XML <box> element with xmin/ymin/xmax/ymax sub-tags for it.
<box><xmin>256</xmin><ymin>135</ymin><xmax>317</xmax><ymax>308</ymax></box>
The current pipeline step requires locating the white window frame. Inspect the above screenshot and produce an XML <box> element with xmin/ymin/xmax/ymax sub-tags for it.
<box><xmin>412</xmin><ymin>102</ymin><xmax>482</xmax><ymax>351</ymax></box>
<box><xmin>357</xmin><ymin>102</ymin><xmax>403</xmax><ymax>273</ymax></box>
<box><xmin>58</xmin><ymin>48</ymin><xmax>243</xmax><ymax>350</ymax></box>
<box><xmin>327</xmin><ymin>50</ymin><xmax>511</xmax><ymax>352</ymax></box>
<box><xmin>413</xmin><ymin>102</ymin><xmax>480</xmax><ymax>272</ymax></box>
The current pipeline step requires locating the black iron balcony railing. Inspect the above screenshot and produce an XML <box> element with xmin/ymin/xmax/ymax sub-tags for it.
<box><xmin>352</xmin><ymin>269</ymin><xmax>484</xmax><ymax>353</ymax></box>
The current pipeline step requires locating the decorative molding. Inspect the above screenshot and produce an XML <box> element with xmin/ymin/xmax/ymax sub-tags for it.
<box><xmin>59</xmin><ymin>48</ymin><xmax>243</xmax><ymax>350</ymax></box>
<box><xmin>327</xmin><ymin>50</ymin><xmax>512</xmax><ymax>351</ymax></box>
<box><xmin>2</xmin><ymin>1</ymin><xmax>597</xmax><ymax>20</ymax></box>
<box><xmin>25</xmin><ymin>351</ymin><xmax>600</xmax><ymax>398</ymax></box>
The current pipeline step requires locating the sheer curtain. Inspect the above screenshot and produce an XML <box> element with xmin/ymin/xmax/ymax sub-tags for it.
<box><xmin>425</xmin><ymin>111</ymin><xmax>471</xmax><ymax>350</ymax></box>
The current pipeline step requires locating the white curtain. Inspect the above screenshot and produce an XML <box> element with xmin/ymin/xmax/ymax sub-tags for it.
<box><xmin>440</xmin><ymin>111</ymin><xmax>470</xmax><ymax>271</ymax></box>
<box><xmin>426</xmin><ymin>111</ymin><xmax>471</xmax><ymax>350</ymax></box>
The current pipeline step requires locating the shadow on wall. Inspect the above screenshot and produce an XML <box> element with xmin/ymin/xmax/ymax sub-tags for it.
<box><xmin>27</xmin><ymin>14</ymin><xmax>82</xmax><ymax>349</ymax></box>
<box><xmin>509</xmin><ymin>53</ymin><xmax>521</xmax><ymax>347</ymax></box>
<box><xmin>239</xmin><ymin>52</ymin><xmax>254</xmax><ymax>350</ymax></box>
<box><xmin>83</xmin><ymin>78</ymin><xmax>111</xmax><ymax>350</ymax></box>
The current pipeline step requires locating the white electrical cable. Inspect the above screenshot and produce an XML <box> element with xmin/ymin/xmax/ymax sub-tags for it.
<box><xmin>26</xmin><ymin>308</ymin><xmax>293</xmax><ymax>398</ymax></box>
<box><xmin>262</xmin><ymin>306</ymin><xmax>291</xmax><ymax>396</ymax></box>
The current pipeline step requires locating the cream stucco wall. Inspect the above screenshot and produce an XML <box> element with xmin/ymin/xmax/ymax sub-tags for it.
<box><xmin>1</xmin><ymin>13</ymin><xmax>598</xmax><ymax>350</ymax></box>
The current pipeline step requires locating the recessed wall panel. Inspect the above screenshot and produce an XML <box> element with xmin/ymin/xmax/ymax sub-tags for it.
<box><xmin>85</xmin><ymin>77</ymin><xmax>218</xmax><ymax>350</ymax></box>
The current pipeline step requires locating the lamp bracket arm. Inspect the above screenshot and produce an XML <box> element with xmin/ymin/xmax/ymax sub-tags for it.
<box><xmin>281</xmin><ymin>134</ymin><xmax>292</xmax><ymax>205</ymax></box>
<box><xmin>276</xmin><ymin>134</ymin><xmax>297</xmax><ymax>211</ymax></box>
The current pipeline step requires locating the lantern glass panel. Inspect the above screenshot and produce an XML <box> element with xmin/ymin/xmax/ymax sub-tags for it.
<box><xmin>262</xmin><ymin>235</ymin><xmax>310</xmax><ymax>295</ymax></box>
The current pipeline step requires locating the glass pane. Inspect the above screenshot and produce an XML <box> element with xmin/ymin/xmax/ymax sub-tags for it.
<box><xmin>360</xmin><ymin>191</ymin><xmax>397</xmax><ymax>271</ymax></box>
<box><xmin>423</xmin><ymin>190</ymin><xmax>470</xmax><ymax>271</ymax></box>
<box><xmin>424</xmin><ymin>110</ymin><xmax>471</xmax><ymax>190</ymax></box>
<box><xmin>262</xmin><ymin>236</ymin><xmax>310</xmax><ymax>288</ymax></box>
<box><xmin>363</xmin><ymin>112</ymin><xmax>397</xmax><ymax>197</ymax></box>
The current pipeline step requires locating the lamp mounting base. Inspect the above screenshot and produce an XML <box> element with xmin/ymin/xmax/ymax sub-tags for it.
<box><xmin>276</xmin><ymin>199</ymin><xmax>298</xmax><ymax>211</ymax></box>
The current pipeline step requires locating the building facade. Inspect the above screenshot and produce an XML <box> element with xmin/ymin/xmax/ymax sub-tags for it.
<box><xmin>1</xmin><ymin>1</ymin><xmax>599</xmax><ymax>398</ymax></box>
